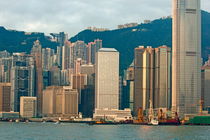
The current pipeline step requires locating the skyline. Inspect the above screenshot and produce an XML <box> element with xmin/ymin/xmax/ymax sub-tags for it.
<box><xmin>0</xmin><ymin>0</ymin><xmax>209</xmax><ymax>37</ymax></box>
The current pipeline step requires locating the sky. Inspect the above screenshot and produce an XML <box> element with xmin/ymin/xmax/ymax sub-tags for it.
<box><xmin>0</xmin><ymin>0</ymin><xmax>209</xmax><ymax>37</ymax></box>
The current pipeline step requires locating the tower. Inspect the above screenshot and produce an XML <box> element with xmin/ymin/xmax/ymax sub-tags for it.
<box><xmin>172</xmin><ymin>0</ymin><xmax>201</xmax><ymax>118</ymax></box>
<box><xmin>31</xmin><ymin>40</ymin><xmax>43</xmax><ymax>116</ymax></box>
<box><xmin>95</xmin><ymin>48</ymin><xmax>119</xmax><ymax>110</ymax></box>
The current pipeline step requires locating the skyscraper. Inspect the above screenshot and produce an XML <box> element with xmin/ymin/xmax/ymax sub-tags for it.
<box><xmin>91</xmin><ymin>39</ymin><xmax>102</xmax><ymax>64</ymax></box>
<box><xmin>31</xmin><ymin>40</ymin><xmax>43</xmax><ymax>116</ymax></box>
<box><xmin>42</xmin><ymin>48</ymin><xmax>55</xmax><ymax>70</ymax></box>
<box><xmin>134</xmin><ymin>46</ymin><xmax>155</xmax><ymax>114</ymax></box>
<box><xmin>11</xmin><ymin>53</ymin><xmax>35</xmax><ymax>112</ymax></box>
<box><xmin>95</xmin><ymin>48</ymin><xmax>119</xmax><ymax>110</ymax></box>
<box><xmin>62</xmin><ymin>41</ymin><xmax>74</xmax><ymax>70</ymax></box>
<box><xmin>154</xmin><ymin>46</ymin><xmax>171</xmax><ymax>109</ymax></box>
<box><xmin>50</xmin><ymin>32</ymin><xmax>68</xmax><ymax>47</ymax></box>
<box><xmin>134</xmin><ymin>46</ymin><xmax>171</xmax><ymax>115</ymax></box>
<box><xmin>172</xmin><ymin>0</ymin><xmax>201</xmax><ymax>117</ymax></box>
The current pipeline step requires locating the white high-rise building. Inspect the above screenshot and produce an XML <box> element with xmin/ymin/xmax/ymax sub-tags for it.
<box><xmin>95</xmin><ymin>48</ymin><xmax>119</xmax><ymax>109</ymax></box>
<box><xmin>172</xmin><ymin>0</ymin><xmax>201</xmax><ymax>118</ymax></box>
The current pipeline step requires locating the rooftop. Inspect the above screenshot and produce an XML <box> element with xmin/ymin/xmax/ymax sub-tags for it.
<box><xmin>98</xmin><ymin>48</ymin><xmax>118</xmax><ymax>52</ymax></box>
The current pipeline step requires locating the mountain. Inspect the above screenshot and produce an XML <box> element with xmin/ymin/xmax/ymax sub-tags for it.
<box><xmin>0</xmin><ymin>26</ymin><xmax>58</xmax><ymax>53</ymax></box>
<box><xmin>70</xmin><ymin>11</ymin><xmax>210</xmax><ymax>73</ymax></box>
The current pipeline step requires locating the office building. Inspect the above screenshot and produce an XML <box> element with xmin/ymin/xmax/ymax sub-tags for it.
<box><xmin>50</xmin><ymin>32</ymin><xmax>68</xmax><ymax>47</ymax></box>
<box><xmin>0</xmin><ymin>83</ymin><xmax>11</xmax><ymax>112</ymax></box>
<box><xmin>202</xmin><ymin>56</ymin><xmax>210</xmax><ymax>109</ymax></box>
<box><xmin>11</xmin><ymin>53</ymin><xmax>35</xmax><ymax>112</ymax></box>
<box><xmin>122</xmin><ymin>62</ymin><xmax>134</xmax><ymax>112</ymax></box>
<box><xmin>31</xmin><ymin>40</ymin><xmax>43</xmax><ymax>116</ymax></box>
<box><xmin>42</xmin><ymin>86</ymin><xmax>78</xmax><ymax>117</ymax></box>
<box><xmin>42</xmin><ymin>48</ymin><xmax>55</xmax><ymax>70</ymax></box>
<box><xmin>0</xmin><ymin>50</ymin><xmax>10</xmax><ymax>58</ymax></box>
<box><xmin>73</xmin><ymin>41</ymin><xmax>87</xmax><ymax>64</ymax></box>
<box><xmin>134</xmin><ymin>46</ymin><xmax>155</xmax><ymax>114</ymax></box>
<box><xmin>95</xmin><ymin>48</ymin><xmax>119</xmax><ymax>110</ymax></box>
<box><xmin>0</xmin><ymin>57</ymin><xmax>12</xmax><ymax>83</ymax></box>
<box><xmin>80</xmin><ymin>64</ymin><xmax>95</xmax><ymax>117</ymax></box>
<box><xmin>172</xmin><ymin>0</ymin><xmax>201</xmax><ymax>117</ymax></box>
<box><xmin>56</xmin><ymin>46</ymin><xmax>63</xmax><ymax>68</ymax></box>
<box><xmin>134</xmin><ymin>46</ymin><xmax>171</xmax><ymax>115</ymax></box>
<box><xmin>93</xmin><ymin>108</ymin><xmax>132</xmax><ymax>122</ymax></box>
<box><xmin>62</xmin><ymin>41</ymin><xmax>74</xmax><ymax>70</ymax></box>
<box><xmin>20</xmin><ymin>96</ymin><xmax>37</xmax><ymax>118</ymax></box>
<box><xmin>91</xmin><ymin>39</ymin><xmax>102</xmax><ymax>64</ymax></box>
<box><xmin>154</xmin><ymin>46</ymin><xmax>171</xmax><ymax>109</ymax></box>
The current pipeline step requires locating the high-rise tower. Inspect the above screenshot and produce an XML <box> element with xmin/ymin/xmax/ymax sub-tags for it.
<box><xmin>172</xmin><ymin>0</ymin><xmax>201</xmax><ymax>118</ymax></box>
<box><xmin>95</xmin><ymin>48</ymin><xmax>119</xmax><ymax>110</ymax></box>
<box><xmin>31</xmin><ymin>40</ymin><xmax>43</xmax><ymax>116</ymax></box>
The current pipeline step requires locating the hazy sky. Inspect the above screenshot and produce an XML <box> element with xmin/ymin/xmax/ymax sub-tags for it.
<box><xmin>0</xmin><ymin>0</ymin><xmax>209</xmax><ymax>37</ymax></box>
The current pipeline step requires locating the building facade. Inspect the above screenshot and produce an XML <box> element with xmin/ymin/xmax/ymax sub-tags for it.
<box><xmin>31</xmin><ymin>40</ymin><xmax>43</xmax><ymax>116</ymax></box>
<box><xmin>20</xmin><ymin>96</ymin><xmax>37</xmax><ymax>118</ymax></box>
<box><xmin>95</xmin><ymin>48</ymin><xmax>119</xmax><ymax>110</ymax></box>
<box><xmin>172</xmin><ymin>0</ymin><xmax>201</xmax><ymax>117</ymax></box>
<box><xmin>0</xmin><ymin>83</ymin><xmax>11</xmax><ymax>112</ymax></box>
<box><xmin>42</xmin><ymin>86</ymin><xmax>78</xmax><ymax>117</ymax></box>
<box><xmin>134</xmin><ymin>46</ymin><xmax>171</xmax><ymax>115</ymax></box>
<box><xmin>10</xmin><ymin>53</ymin><xmax>35</xmax><ymax>112</ymax></box>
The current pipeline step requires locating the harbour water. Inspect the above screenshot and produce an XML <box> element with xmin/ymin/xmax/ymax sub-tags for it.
<box><xmin>0</xmin><ymin>122</ymin><xmax>209</xmax><ymax>140</ymax></box>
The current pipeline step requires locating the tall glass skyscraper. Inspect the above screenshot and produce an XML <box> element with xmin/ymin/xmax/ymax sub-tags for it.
<box><xmin>172</xmin><ymin>0</ymin><xmax>201</xmax><ymax>118</ymax></box>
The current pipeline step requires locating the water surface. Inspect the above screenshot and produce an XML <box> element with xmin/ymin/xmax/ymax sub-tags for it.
<box><xmin>0</xmin><ymin>122</ymin><xmax>209</xmax><ymax>140</ymax></box>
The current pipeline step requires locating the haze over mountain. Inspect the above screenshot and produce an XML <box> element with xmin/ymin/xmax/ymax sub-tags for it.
<box><xmin>0</xmin><ymin>10</ymin><xmax>210</xmax><ymax>72</ymax></box>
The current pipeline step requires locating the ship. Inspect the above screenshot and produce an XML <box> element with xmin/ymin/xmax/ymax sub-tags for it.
<box><xmin>158</xmin><ymin>111</ymin><xmax>181</xmax><ymax>125</ymax></box>
<box><xmin>148</xmin><ymin>100</ymin><xmax>159</xmax><ymax>125</ymax></box>
<box><xmin>185</xmin><ymin>116</ymin><xmax>210</xmax><ymax>125</ymax></box>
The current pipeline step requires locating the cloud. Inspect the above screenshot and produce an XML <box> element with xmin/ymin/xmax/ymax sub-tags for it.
<box><xmin>0</xmin><ymin>0</ymin><xmax>209</xmax><ymax>37</ymax></box>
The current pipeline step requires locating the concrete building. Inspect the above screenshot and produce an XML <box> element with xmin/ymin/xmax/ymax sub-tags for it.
<box><xmin>80</xmin><ymin>64</ymin><xmax>95</xmax><ymax>117</ymax></box>
<box><xmin>172</xmin><ymin>0</ymin><xmax>201</xmax><ymax>118</ymax></box>
<box><xmin>93</xmin><ymin>108</ymin><xmax>132</xmax><ymax>122</ymax></box>
<box><xmin>11</xmin><ymin>53</ymin><xmax>35</xmax><ymax>112</ymax></box>
<box><xmin>95</xmin><ymin>48</ymin><xmax>119</xmax><ymax>110</ymax></box>
<box><xmin>62</xmin><ymin>41</ymin><xmax>74</xmax><ymax>70</ymax></box>
<box><xmin>81</xmin><ymin>64</ymin><xmax>95</xmax><ymax>86</ymax></box>
<box><xmin>0</xmin><ymin>57</ymin><xmax>12</xmax><ymax>83</ymax></box>
<box><xmin>42</xmin><ymin>86</ymin><xmax>78</xmax><ymax>117</ymax></box>
<box><xmin>0</xmin><ymin>50</ymin><xmax>10</xmax><ymax>58</ymax></box>
<box><xmin>60</xmin><ymin>69</ymin><xmax>70</xmax><ymax>86</ymax></box>
<box><xmin>122</xmin><ymin>63</ymin><xmax>134</xmax><ymax>112</ymax></box>
<box><xmin>91</xmin><ymin>39</ymin><xmax>102</xmax><ymax>64</ymax></box>
<box><xmin>31</xmin><ymin>40</ymin><xmax>43</xmax><ymax>116</ymax></box>
<box><xmin>42</xmin><ymin>48</ymin><xmax>55</xmax><ymax>70</ymax></box>
<box><xmin>134</xmin><ymin>46</ymin><xmax>171</xmax><ymax>115</ymax></box>
<box><xmin>202</xmin><ymin>67</ymin><xmax>210</xmax><ymax>109</ymax></box>
<box><xmin>56</xmin><ymin>46</ymin><xmax>63</xmax><ymax>68</ymax></box>
<box><xmin>0</xmin><ymin>83</ymin><xmax>11</xmax><ymax>112</ymax></box>
<box><xmin>86</xmin><ymin>43</ymin><xmax>92</xmax><ymax>64</ymax></box>
<box><xmin>73</xmin><ymin>41</ymin><xmax>87</xmax><ymax>64</ymax></box>
<box><xmin>50</xmin><ymin>32</ymin><xmax>68</xmax><ymax>47</ymax></box>
<box><xmin>201</xmin><ymin>56</ymin><xmax>210</xmax><ymax>109</ymax></box>
<box><xmin>134</xmin><ymin>46</ymin><xmax>155</xmax><ymax>114</ymax></box>
<box><xmin>20</xmin><ymin>96</ymin><xmax>37</xmax><ymax>118</ymax></box>
<box><xmin>154</xmin><ymin>46</ymin><xmax>172</xmax><ymax>109</ymax></box>
<box><xmin>49</xmin><ymin>66</ymin><xmax>61</xmax><ymax>86</ymax></box>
